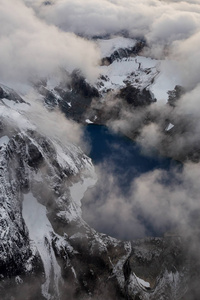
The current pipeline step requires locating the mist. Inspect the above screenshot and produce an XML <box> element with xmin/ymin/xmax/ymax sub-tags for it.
<box><xmin>0</xmin><ymin>0</ymin><xmax>100</xmax><ymax>87</ymax></box>
<box><xmin>1</xmin><ymin>0</ymin><xmax>200</xmax><ymax>242</ymax></box>
<box><xmin>83</xmin><ymin>158</ymin><xmax>200</xmax><ymax>240</ymax></box>
<box><xmin>82</xmin><ymin>83</ymin><xmax>200</xmax><ymax>240</ymax></box>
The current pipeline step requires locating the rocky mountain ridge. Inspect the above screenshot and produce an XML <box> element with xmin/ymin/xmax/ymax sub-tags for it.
<box><xmin>0</xmin><ymin>82</ymin><xmax>200</xmax><ymax>299</ymax></box>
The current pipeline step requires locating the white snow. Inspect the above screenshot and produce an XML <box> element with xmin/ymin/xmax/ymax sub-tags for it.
<box><xmin>85</xmin><ymin>119</ymin><xmax>93</xmax><ymax>124</ymax></box>
<box><xmin>96</xmin><ymin>56</ymin><xmax>159</xmax><ymax>93</ymax></box>
<box><xmin>70</xmin><ymin>169</ymin><xmax>97</xmax><ymax>209</ymax></box>
<box><xmin>97</xmin><ymin>36</ymin><xmax>137</xmax><ymax>58</ymax></box>
<box><xmin>57</xmin><ymin>163</ymin><xmax>97</xmax><ymax>223</ymax></box>
<box><xmin>165</xmin><ymin>123</ymin><xmax>174</xmax><ymax>131</ymax></box>
<box><xmin>1</xmin><ymin>98</ymin><xmax>29</xmax><ymax>111</ymax></box>
<box><xmin>96</xmin><ymin>36</ymin><xmax>182</xmax><ymax>103</ymax></box>
<box><xmin>136</xmin><ymin>56</ymin><xmax>159</xmax><ymax>69</ymax></box>
<box><xmin>22</xmin><ymin>192</ymin><xmax>62</xmax><ymax>300</ymax></box>
<box><xmin>71</xmin><ymin>267</ymin><xmax>77</xmax><ymax>279</ymax></box>
<box><xmin>52</xmin><ymin>141</ymin><xmax>79</xmax><ymax>173</ymax></box>
<box><xmin>0</xmin><ymin>103</ymin><xmax>35</xmax><ymax>131</ymax></box>
<box><xmin>151</xmin><ymin>60</ymin><xmax>182</xmax><ymax>103</ymax></box>
<box><xmin>0</xmin><ymin>136</ymin><xmax>9</xmax><ymax>146</ymax></box>
<box><xmin>135</xmin><ymin>275</ymin><xmax>150</xmax><ymax>288</ymax></box>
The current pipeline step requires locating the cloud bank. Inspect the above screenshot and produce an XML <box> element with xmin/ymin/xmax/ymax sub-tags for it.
<box><xmin>83</xmin><ymin>152</ymin><xmax>200</xmax><ymax>240</ymax></box>
<box><xmin>23</xmin><ymin>0</ymin><xmax>200</xmax><ymax>88</ymax></box>
<box><xmin>0</xmin><ymin>0</ymin><xmax>100</xmax><ymax>86</ymax></box>
<box><xmin>28</xmin><ymin>0</ymin><xmax>200</xmax><ymax>40</ymax></box>
<box><xmin>1</xmin><ymin>0</ymin><xmax>200</xmax><ymax>90</ymax></box>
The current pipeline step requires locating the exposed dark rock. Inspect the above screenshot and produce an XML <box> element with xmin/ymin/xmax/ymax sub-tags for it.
<box><xmin>101</xmin><ymin>40</ymin><xmax>146</xmax><ymax>66</ymax></box>
<box><xmin>0</xmin><ymin>84</ymin><xmax>25</xmax><ymax>103</ymax></box>
<box><xmin>167</xmin><ymin>85</ymin><xmax>185</xmax><ymax>107</ymax></box>
<box><xmin>119</xmin><ymin>85</ymin><xmax>155</xmax><ymax>107</ymax></box>
<box><xmin>38</xmin><ymin>86</ymin><xmax>58</xmax><ymax>108</ymax></box>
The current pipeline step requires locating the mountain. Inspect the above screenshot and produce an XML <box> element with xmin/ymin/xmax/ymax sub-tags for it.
<box><xmin>0</xmin><ymin>37</ymin><xmax>200</xmax><ymax>300</ymax></box>
<box><xmin>32</xmin><ymin>36</ymin><xmax>181</xmax><ymax>122</ymax></box>
<box><xmin>0</xmin><ymin>79</ymin><xmax>200</xmax><ymax>300</ymax></box>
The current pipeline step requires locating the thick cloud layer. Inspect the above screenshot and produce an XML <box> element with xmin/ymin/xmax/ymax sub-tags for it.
<box><xmin>2</xmin><ymin>0</ymin><xmax>200</xmax><ymax>88</ymax></box>
<box><xmin>29</xmin><ymin>0</ymin><xmax>200</xmax><ymax>44</ymax></box>
<box><xmin>23</xmin><ymin>0</ymin><xmax>200</xmax><ymax>87</ymax></box>
<box><xmin>83</xmin><ymin>159</ymin><xmax>200</xmax><ymax>240</ymax></box>
<box><xmin>0</xmin><ymin>0</ymin><xmax>100</xmax><ymax>86</ymax></box>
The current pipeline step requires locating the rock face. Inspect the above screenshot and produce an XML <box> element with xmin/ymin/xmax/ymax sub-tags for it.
<box><xmin>119</xmin><ymin>85</ymin><xmax>154</xmax><ymax>107</ymax></box>
<box><xmin>34</xmin><ymin>38</ymin><xmax>157</xmax><ymax>125</ymax></box>
<box><xmin>35</xmin><ymin>70</ymin><xmax>99</xmax><ymax>123</ymax></box>
<box><xmin>0</xmin><ymin>84</ymin><xmax>25</xmax><ymax>103</ymax></box>
<box><xmin>0</xmin><ymin>85</ymin><xmax>200</xmax><ymax>300</ymax></box>
<box><xmin>101</xmin><ymin>39</ymin><xmax>146</xmax><ymax>66</ymax></box>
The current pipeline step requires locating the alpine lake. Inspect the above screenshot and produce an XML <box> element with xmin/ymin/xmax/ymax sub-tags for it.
<box><xmin>82</xmin><ymin>124</ymin><xmax>181</xmax><ymax>240</ymax></box>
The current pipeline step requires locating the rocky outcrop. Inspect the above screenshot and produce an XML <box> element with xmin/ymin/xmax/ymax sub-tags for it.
<box><xmin>119</xmin><ymin>85</ymin><xmax>155</xmax><ymax>107</ymax></box>
<box><xmin>35</xmin><ymin>70</ymin><xmax>99</xmax><ymax>122</ymax></box>
<box><xmin>0</xmin><ymin>84</ymin><xmax>25</xmax><ymax>103</ymax></box>
<box><xmin>101</xmin><ymin>40</ymin><xmax>146</xmax><ymax>66</ymax></box>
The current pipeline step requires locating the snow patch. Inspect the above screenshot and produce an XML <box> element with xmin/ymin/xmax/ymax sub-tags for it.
<box><xmin>0</xmin><ymin>136</ymin><xmax>9</xmax><ymax>146</ymax></box>
<box><xmin>85</xmin><ymin>119</ymin><xmax>93</xmax><ymax>124</ymax></box>
<box><xmin>22</xmin><ymin>192</ymin><xmax>62</xmax><ymax>300</ymax></box>
<box><xmin>1</xmin><ymin>98</ymin><xmax>29</xmax><ymax>111</ymax></box>
<box><xmin>52</xmin><ymin>141</ymin><xmax>79</xmax><ymax>173</ymax></box>
<box><xmin>96</xmin><ymin>56</ymin><xmax>158</xmax><ymax>93</ymax></box>
<box><xmin>151</xmin><ymin>60</ymin><xmax>182</xmax><ymax>103</ymax></box>
<box><xmin>165</xmin><ymin>123</ymin><xmax>174</xmax><ymax>131</ymax></box>
<box><xmin>70</xmin><ymin>169</ymin><xmax>97</xmax><ymax>210</ymax></box>
<box><xmin>135</xmin><ymin>275</ymin><xmax>150</xmax><ymax>288</ymax></box>
<box><xmin>0</xmin><ymin>103</ymin><xmax>35</xmax><ymax>131</ymax></box>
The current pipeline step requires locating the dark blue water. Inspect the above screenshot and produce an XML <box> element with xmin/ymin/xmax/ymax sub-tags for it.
<box><xmin>82</xmin><ymin>124</ymin><xmax>181</xmax><ymax>240</ymax></box>
<box><xmin>84</xmin><ymin>125</ymin><xmax>177</xmax><ymax>186</ymax></box>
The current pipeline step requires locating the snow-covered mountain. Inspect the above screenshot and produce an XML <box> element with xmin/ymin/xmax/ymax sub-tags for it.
<box><xmin>0</xmin><ymin>77</ymin><xmax>199</xmax><ymax>300</ymax></box>
<box><xmin>0</xmin><ymin>36</ymin><xmax>200</xmax><ymax>300</ymax></box>
<box><xmin>32</xmin><ymin>37</ymin><xmax>182</xmax><ymax>126</ymax></box>
<box><xmin>95</xmin><ymin>37</ymin><xmax>181</xmax><ymax>102</ymax></box>
<box><xmin>2</xmin><ymin>0</ymin><xmax>200</xmax><ymax>297</ymax></box>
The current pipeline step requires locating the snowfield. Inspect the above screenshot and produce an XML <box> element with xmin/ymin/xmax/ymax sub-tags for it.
<box><xmin>96</xmin><ymin>37</ymin><xmax>182</xmax><ymax>103</ymax></box>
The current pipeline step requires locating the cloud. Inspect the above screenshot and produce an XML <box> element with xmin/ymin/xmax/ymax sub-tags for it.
<box><xmin>31</xmin><ymin>0</ymin><xmax>200</xmax><ymax>44</ymax></box>
<box><xmin>82</xmin><ymin>162</ymin><xmax>147</xmax><ymax>240</ymax></box>
<box><xmin>82</xmin><ymin>83</ymin><xmax>200</xmax><ymax>241</ymax></box>
<box><xmin>24</xmin><ymin>0</ymin><xmax>200</xmax><ymax>88</ymax></box>
<box><xmin>0</xmin><ymin>0</ymin><xmax>100</xmax><ymax>86</ymax></box>
<box><xmin>83</xmin><ymin>153</ymin><xmax>200</xmax><ymax>240</ymax></box>
<box><xmin>1</xmin><ymin>0</ymin><xmax>200</xmax><ymax>90</ymax></box>
<box><xmin>1</xmin><ymin>0</ymin><xmax>200</xmax><ymax>244</ymax></box>
<box><xmin>23</xmin><ymin>89</ymin><xmax>88</xmax><ymax>149</ymax></box>
<box><xmin>172</xmin><ymin>32</ymin><xmax>200</xmax><ymax>89</ymax></box>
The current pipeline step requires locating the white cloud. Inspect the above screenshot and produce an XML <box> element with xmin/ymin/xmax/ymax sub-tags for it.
<box><xmin>83</xmin><ymin>157</ymin><xmax>200</xmax><ymax>240</ymax></box>
<box><xmin>0</xmin><ymin>0</ymin><xmax>100</xmax><ymax>86</ymax></box>
<box><xmin>2</xmin><ymin>0</ymin><xmax>200</xmax><ymax>244</ymax></box>
<box><xmin>172</xmin><ymin>32</ymin><xmax>200</xmax><ymax>89</ymax></box>
<box><xmin>24</xmin><ymin>89</ymin><xmax>87</xmax><ymax>148</ymax></box>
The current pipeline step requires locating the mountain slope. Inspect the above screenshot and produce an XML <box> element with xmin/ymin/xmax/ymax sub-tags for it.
<box><xmin>0</xmin><ymin>84</ymin><xmax>199</xmax><ymax>300</ymax></box>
